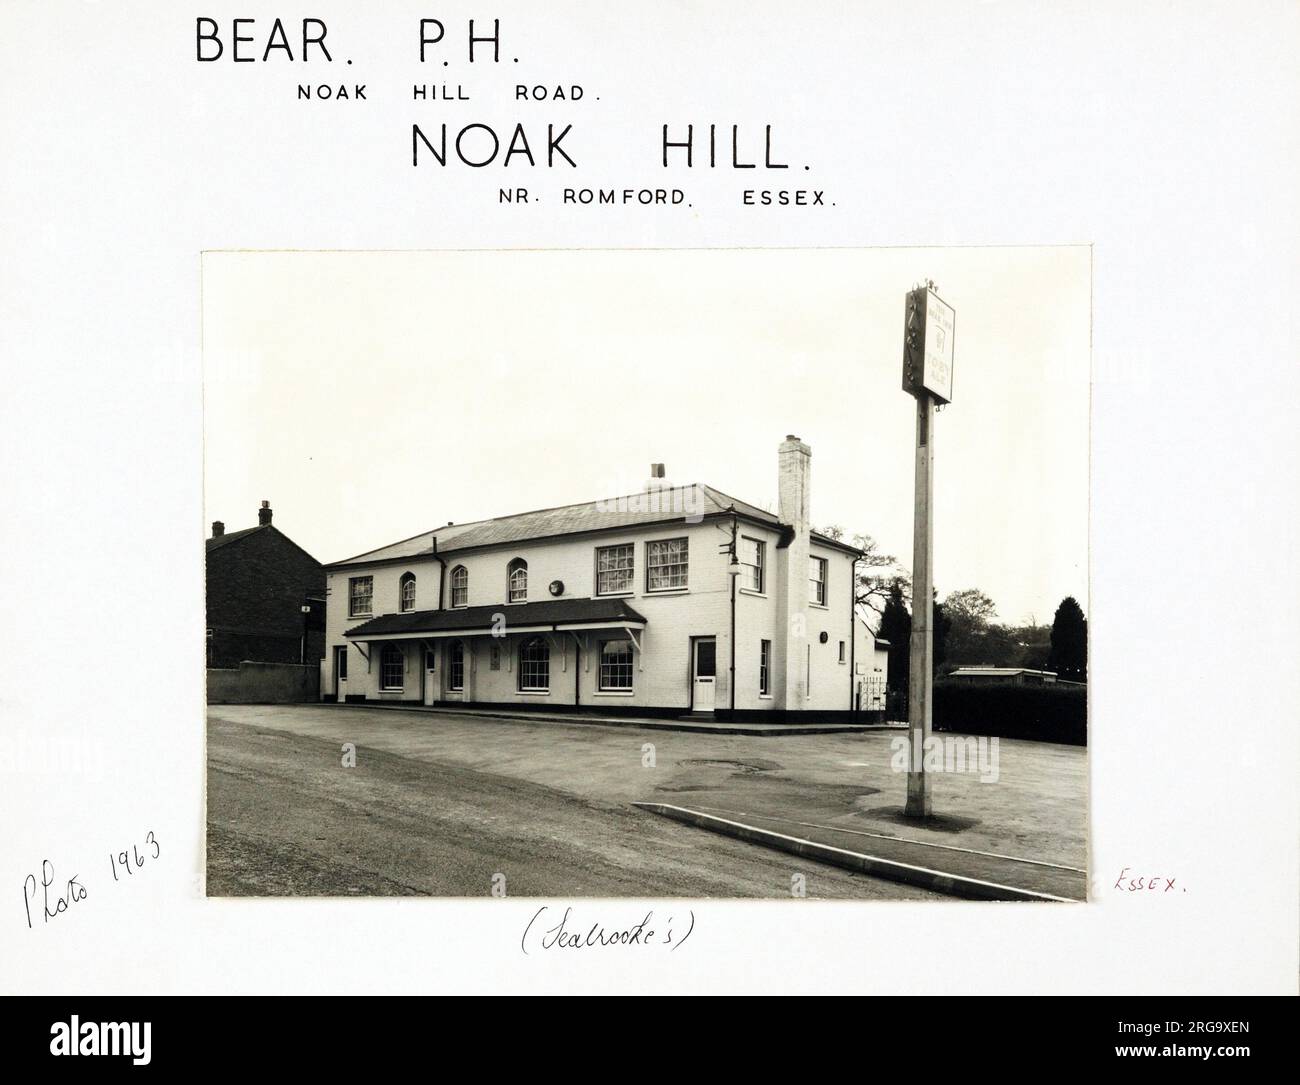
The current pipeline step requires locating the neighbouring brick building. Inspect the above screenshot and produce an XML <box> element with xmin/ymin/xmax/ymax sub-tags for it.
<box><xmin>206</xmin><ymin>502</ymin><xmax>326</xmax><ymax>668</ymax></box>
<box><xmin>323</xmin><ymin>437</ymin><xmax>891</xmax><ymax>720</ymax></box>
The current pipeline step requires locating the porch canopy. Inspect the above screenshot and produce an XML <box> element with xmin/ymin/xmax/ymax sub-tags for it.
<box><xmin>345</xmin><ymin>597</ymin><xmax>648</xmax><ymax>651</ymax></box>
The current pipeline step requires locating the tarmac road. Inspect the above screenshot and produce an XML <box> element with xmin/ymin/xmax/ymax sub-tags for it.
<box><xmin>207</xmin><ymin>715</ymin><xmax>942</xmax><ymax>900</ymax></box>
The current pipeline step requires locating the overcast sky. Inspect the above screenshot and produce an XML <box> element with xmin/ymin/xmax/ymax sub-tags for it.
<box><xmin>203</xmin><ymin>247</ymin><xmax>1089</xmax><ymax>627</ymax></box>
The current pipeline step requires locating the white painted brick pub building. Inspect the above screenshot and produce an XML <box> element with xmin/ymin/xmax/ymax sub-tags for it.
<box><xmin>322</xmin><ymin>437</ymin><xmax>888</xmax><ymax>720</ymax></box>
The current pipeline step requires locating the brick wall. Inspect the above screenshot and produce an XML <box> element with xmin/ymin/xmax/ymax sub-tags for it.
<box><xmin>205</xmin><ymin>527</ymin><xmax>326</xmax><ymax>667</ymax></box>
<box><xmin>207</xmin><ymin>661</ymin><xmax>320</xmax><ymax>704</ymax></box>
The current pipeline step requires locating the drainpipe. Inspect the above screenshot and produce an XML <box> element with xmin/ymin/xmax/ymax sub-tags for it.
<box><xmin>430</xmin><ymin>536</ymin><xmax>446</xmax><ymax>705</ymax></box>
<box><xmin>431</xmin><ymin>535</ymin><xmax>446</xmax><ymax>610</ymax></box>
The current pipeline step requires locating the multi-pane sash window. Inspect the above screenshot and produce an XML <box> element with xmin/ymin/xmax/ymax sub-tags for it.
<box><xmin>809</xmin><ymin>557</ymin><xmax>828</xmax><ymax>606</ymax></box>
<box><xmin>599</xmin><ymin>639</ymin><xmax>634</xmax><ymax>691</ymax></box>
<box><xmin>739</xmin><ymin>536</ymin><xmax>765</xmax><ymax>592</ymax></box>
<box><xmin>380</xmin><ymin>644</ymin><xmax>404</xmax><ymax>691</ymax></box>
<box><xmin>596</xmin><ymin>544</ymin><xmax>634</xmax><ymax>595</ymax></box>
<box><xmin>448</xmin><ymin>640</ymin><xmax>465</xmax><ymax>690</ymax></box>
<box><xmin>507</xmin><ymin>558</ymin><xmax>528</xmax><ymax>602</ymax></box>
<box><xmin>450</xmin><ymin>566</ymin><xmax>468</xmax><ymax>608</ymax></box>
<box><xmin>646</xmin><ymin>537</ymin><xmax>689</xmax><ymax>591</ymax></box>
<box><xmin>760</xmin><ymin>639</ymin><xmax>771</xmax><ymax>696</ymax></box>
<box><xmin>399</xmin><ymin>572</ymin><xmax>416</xmax><ymax>613</ymax></box>
<box><xmin>519</xmin><ymin>637</ymin><xmax>550</xmax><ymax>691</ymax></box>
<box><xmin>349</xmin><ymin>576</ymin><xmax>373</xmax><ymax>617</ymax></box>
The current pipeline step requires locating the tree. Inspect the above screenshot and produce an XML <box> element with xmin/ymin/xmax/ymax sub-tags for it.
<box><xmin>940</xmin><ymin>588</ymin><xmax>999</xmax><ymax>667</ymax></box>
<box><xmin>876</xmin><ymin>579</ymin><xmax>911</xmax><ymax>694</ymax></box>
<box><xmin>819</xmin><ymin>525</ymin><xmax>904</xmax><ymax>619</ymax></box>
<box><xmin>1048</xmin><ymin>596</ymin><xmax>1087</xmax><ymax>681</ymax></box>
<box><xmin>943</xmin><ymin>589</ymin><xmax>997</xmax><ymax>626</ymax></box>
<box><xmin>932</xmin><ymin>594</ymin><xmax>952</xmax><ymax>675</ymax></box>
<box><xmin>1010</xmin><ymin>621</ymin><xmax>1052</xmax><ymax>670</ymax></box>
<box><xmin>874</xmin><ymin>580</ymin><xmax>948</xmax><ymax>713</ymax></box>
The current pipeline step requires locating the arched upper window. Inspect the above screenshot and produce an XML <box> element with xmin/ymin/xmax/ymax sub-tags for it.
<box><xmin>380</xmin><ymin>644</ymin><xmax>405</xmax><ymax>692</ymax></box>
<box><xmin>518</xmin><ymin>636</ymin><xmax>549</xmax><ymax>692</ymax></box>
<box><xmin>450</xmin><ymin>565</ymin><xmax>468</xmax><ymax>608</ymax></box>
<box><xmin>399</xmin><ymin>571</ymin><xmax>416</xmax><ymax>613</ymax></box>
<box><xmin>507</xmin><ymin>558</ymin><xmax>528</xmax><ymax>603</ymax></box>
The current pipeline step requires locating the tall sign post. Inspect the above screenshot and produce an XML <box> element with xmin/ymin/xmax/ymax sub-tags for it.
<box><xmin>901</xmin><ymin>282</ymin><xmax>955</xmax><ymax>817</ymax></box>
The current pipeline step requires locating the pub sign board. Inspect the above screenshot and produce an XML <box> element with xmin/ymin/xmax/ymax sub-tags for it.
<box><xmin>902</xmin><ymin>285</ymin><xmax>956</xmax><ymax>404</ymax></box>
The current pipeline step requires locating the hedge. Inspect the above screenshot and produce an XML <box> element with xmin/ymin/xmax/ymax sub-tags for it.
<box><xmin>932</xmin><ymin>681</ymin><xmax>1087</xmax><ymax>745</ymax></box>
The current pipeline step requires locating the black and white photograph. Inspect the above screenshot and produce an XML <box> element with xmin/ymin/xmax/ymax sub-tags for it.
<box><xmin>202</xmin><ymin>247</ymin><xmax>1089</xmax><ymax>902</ymax></box>
<box><xmin>3</xmin><ymin>0</ymin><xmax>1295</xmax><ymax>1037</ymax></box>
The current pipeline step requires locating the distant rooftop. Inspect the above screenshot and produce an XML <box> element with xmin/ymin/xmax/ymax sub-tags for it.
<box><xmin>948</xmin><ymin>667</ymin><xmax>1059</xmax><ymax>678</ymax></box>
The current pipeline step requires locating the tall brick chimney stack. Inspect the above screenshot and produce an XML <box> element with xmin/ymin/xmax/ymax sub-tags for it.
<box><xmin>258</xmin><ymin>500</ymin><xmax>273</xmax><ymax>527</ymax></box>
<box><xmin>777</xmin><ymin>435</ymin><xmax>812</xmax><ymax>707</ymax></box>
<box><xmin>777</xmin><ymin>435</ymin><xmax>811</xmax><ymax>534</ymax></box>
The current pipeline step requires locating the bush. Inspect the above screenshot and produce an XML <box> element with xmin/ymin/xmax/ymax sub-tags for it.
<box><xmin>932</xmin><ymin>680</ymin><xmax>1086</xmax><ymax>745</ymax></box>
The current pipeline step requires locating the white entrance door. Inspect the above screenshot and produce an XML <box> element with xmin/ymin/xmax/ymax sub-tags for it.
<box><xmin>423</xmin><ymin>647</ymin><xmax>437</xmax><ymax>706</ymax></box>
<box><xmin>692</xmin><ymin>637</ymin><xmax>717</xmax><ymax>712</ymax></box>
<box><xmin>333</xmin><ymin>645</ymin><xmax>348</xmax><ymax>702</ymax></box>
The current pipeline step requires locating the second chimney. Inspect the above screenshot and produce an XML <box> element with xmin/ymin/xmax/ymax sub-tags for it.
<box><xmin>258</xmin><ymin>500</ymin><xmax>273</xmax><ymax>527</ymax></box>
<box><xmin>644</xmin><ymin>463</ymin><xmax>668</xmax><ymax>496</ymax></box>
<box><xmin>211</xmin><ymin>521</ymin><xmax>225</xmax><ymax>538</ymax></box>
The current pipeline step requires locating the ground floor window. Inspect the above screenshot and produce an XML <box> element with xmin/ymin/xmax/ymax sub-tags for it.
<box><xmin>599</xmin><ymin>639</ymin><xmax>634</xmax><ymax>691</ymax></box>
<box><xmin>760</xmin><ymin>639</ymin><xmax>771</xmax><ymax>695</ymax></box>
<box><xmin>380</xmin><ymin>644</ymin><xmax>404</xmax><ymax>691</ymax></box>
<box><xmin>448</xmin><ymin>640</ymin><xmax>465</xmax><ymax>691</ymax></box>
<box><xmin>519</xmin><ymin>637</ymin><xmax>550</xmax><ymax>692</ymax></box>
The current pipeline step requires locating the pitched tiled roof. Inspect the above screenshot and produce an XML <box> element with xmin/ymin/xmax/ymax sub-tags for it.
<box><xmin>345</xmin><ymin>596</ymin><xmax>647</xmax><ymax>638</ymax></box>
<box><xmin>205</xmin><ymin>526</ymin><xmax>266</xmax><ymax>553</ymax></box>
<box><xmin>327</xmin><ymin>483</ymin><xmax>858</xmax><ymax>568</ymax></box>
<box><xmin>205</xmin><ymin>525</ymin><xmax>325</xmax><ymax>575</ymax></box>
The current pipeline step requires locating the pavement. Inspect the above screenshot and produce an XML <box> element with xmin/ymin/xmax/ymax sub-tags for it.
<box><xmin>206</xmin><ymin>704</ymin><xmax>1088</xmax><ymax>900</ymax></box>
<box><xmin>634</xmin><ymin>804</ymin><xmax>1084</xmax><ymax>901</ymax></box>
<box><xmin>323</xmin><ymin>700</ymin><xmax>904</xmax><ymax>736</ymax></box>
